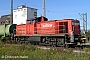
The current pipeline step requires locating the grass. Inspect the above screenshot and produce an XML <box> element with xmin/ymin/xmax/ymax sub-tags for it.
<box><xmin>0</xmin><ymin>40</ymin><xmax>90</xmax><ymax>60</ymax></box>
<box><xmin>87</xmin><ymin>33</ymin><xmax>90</xmax><ymax>38</ymax></box>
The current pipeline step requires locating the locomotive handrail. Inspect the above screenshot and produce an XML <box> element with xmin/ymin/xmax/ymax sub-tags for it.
<box><xmin>34</xmin><ymin>24</ymin><xmax>67</xmax><ymax>34</ymax></box>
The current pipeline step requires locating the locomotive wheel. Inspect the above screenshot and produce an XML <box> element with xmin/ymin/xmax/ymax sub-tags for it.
<box><xmin>56</xmin><ymin>38</ymin><xmax>64</xmax><ymax>47</ymax></box>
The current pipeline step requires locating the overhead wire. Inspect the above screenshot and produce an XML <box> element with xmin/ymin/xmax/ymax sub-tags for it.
<box><xmin>18</xmin><ymin>0</ymin><xmax>84</xmax><ymax>19</ymax></box>
<box><xmin>19</xmin><ymin>0</ymin><xmax>42</xmax><ymax>16</ymax></box>
<box><xmin>19</xmin><ymin>0</ymin><xmax>63</xmax><ymax>16</ymax></box>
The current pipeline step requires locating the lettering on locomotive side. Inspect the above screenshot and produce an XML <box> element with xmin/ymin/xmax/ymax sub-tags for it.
<box><xmin>41</xmin><ymin>24</ymin><xmax>53</xmax><ymax>27</ymax></box>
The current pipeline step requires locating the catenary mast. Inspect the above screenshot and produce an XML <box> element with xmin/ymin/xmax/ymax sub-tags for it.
<box><xmin>42</xmin><ymin>0</ymin><xmax>46</xmax><ymax>17</ymax></box>
<box><xmin>10</xmin><ymin>0</ymin><xmax>13</xmax><ymax>24</ymax></box>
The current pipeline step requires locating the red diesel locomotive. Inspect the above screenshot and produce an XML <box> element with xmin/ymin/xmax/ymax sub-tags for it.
<box><xmin>14</xmin><ymin>16</ymin><xmax>85</xmax><ymax>47</ymax></box>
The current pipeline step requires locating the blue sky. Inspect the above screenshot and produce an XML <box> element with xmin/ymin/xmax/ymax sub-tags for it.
<box><xmin>0</xmin><ymin>0</ymin><xmax>90</xmax><ymax>30</ymax></box>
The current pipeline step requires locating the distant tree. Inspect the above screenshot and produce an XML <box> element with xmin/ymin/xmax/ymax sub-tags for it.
<box><xmin>88</xmin><ymin>30</ymin><xmax>90</xmax><ymax>33</ymax></box>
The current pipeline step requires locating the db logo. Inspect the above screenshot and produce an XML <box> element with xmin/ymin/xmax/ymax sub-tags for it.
<box><xmin>41</xmin><ymin>24</ymin><xmax>53</xmax><ymax>27</ymax></box>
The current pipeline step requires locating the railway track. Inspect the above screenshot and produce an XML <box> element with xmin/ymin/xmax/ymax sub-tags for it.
<box><xmin>2</xmin><ymin>39</ymin><xmax>90</xmax><ymax>53</ymax></box>
<box><xmin>2</xmin><ymin>43</ymin><xmax>90</xmax><ymax>55</ymax></box>
<box><xmin>37</xmin><ymin>45</ymin><xmax>90</xmax><ymax>54</ymax></box>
